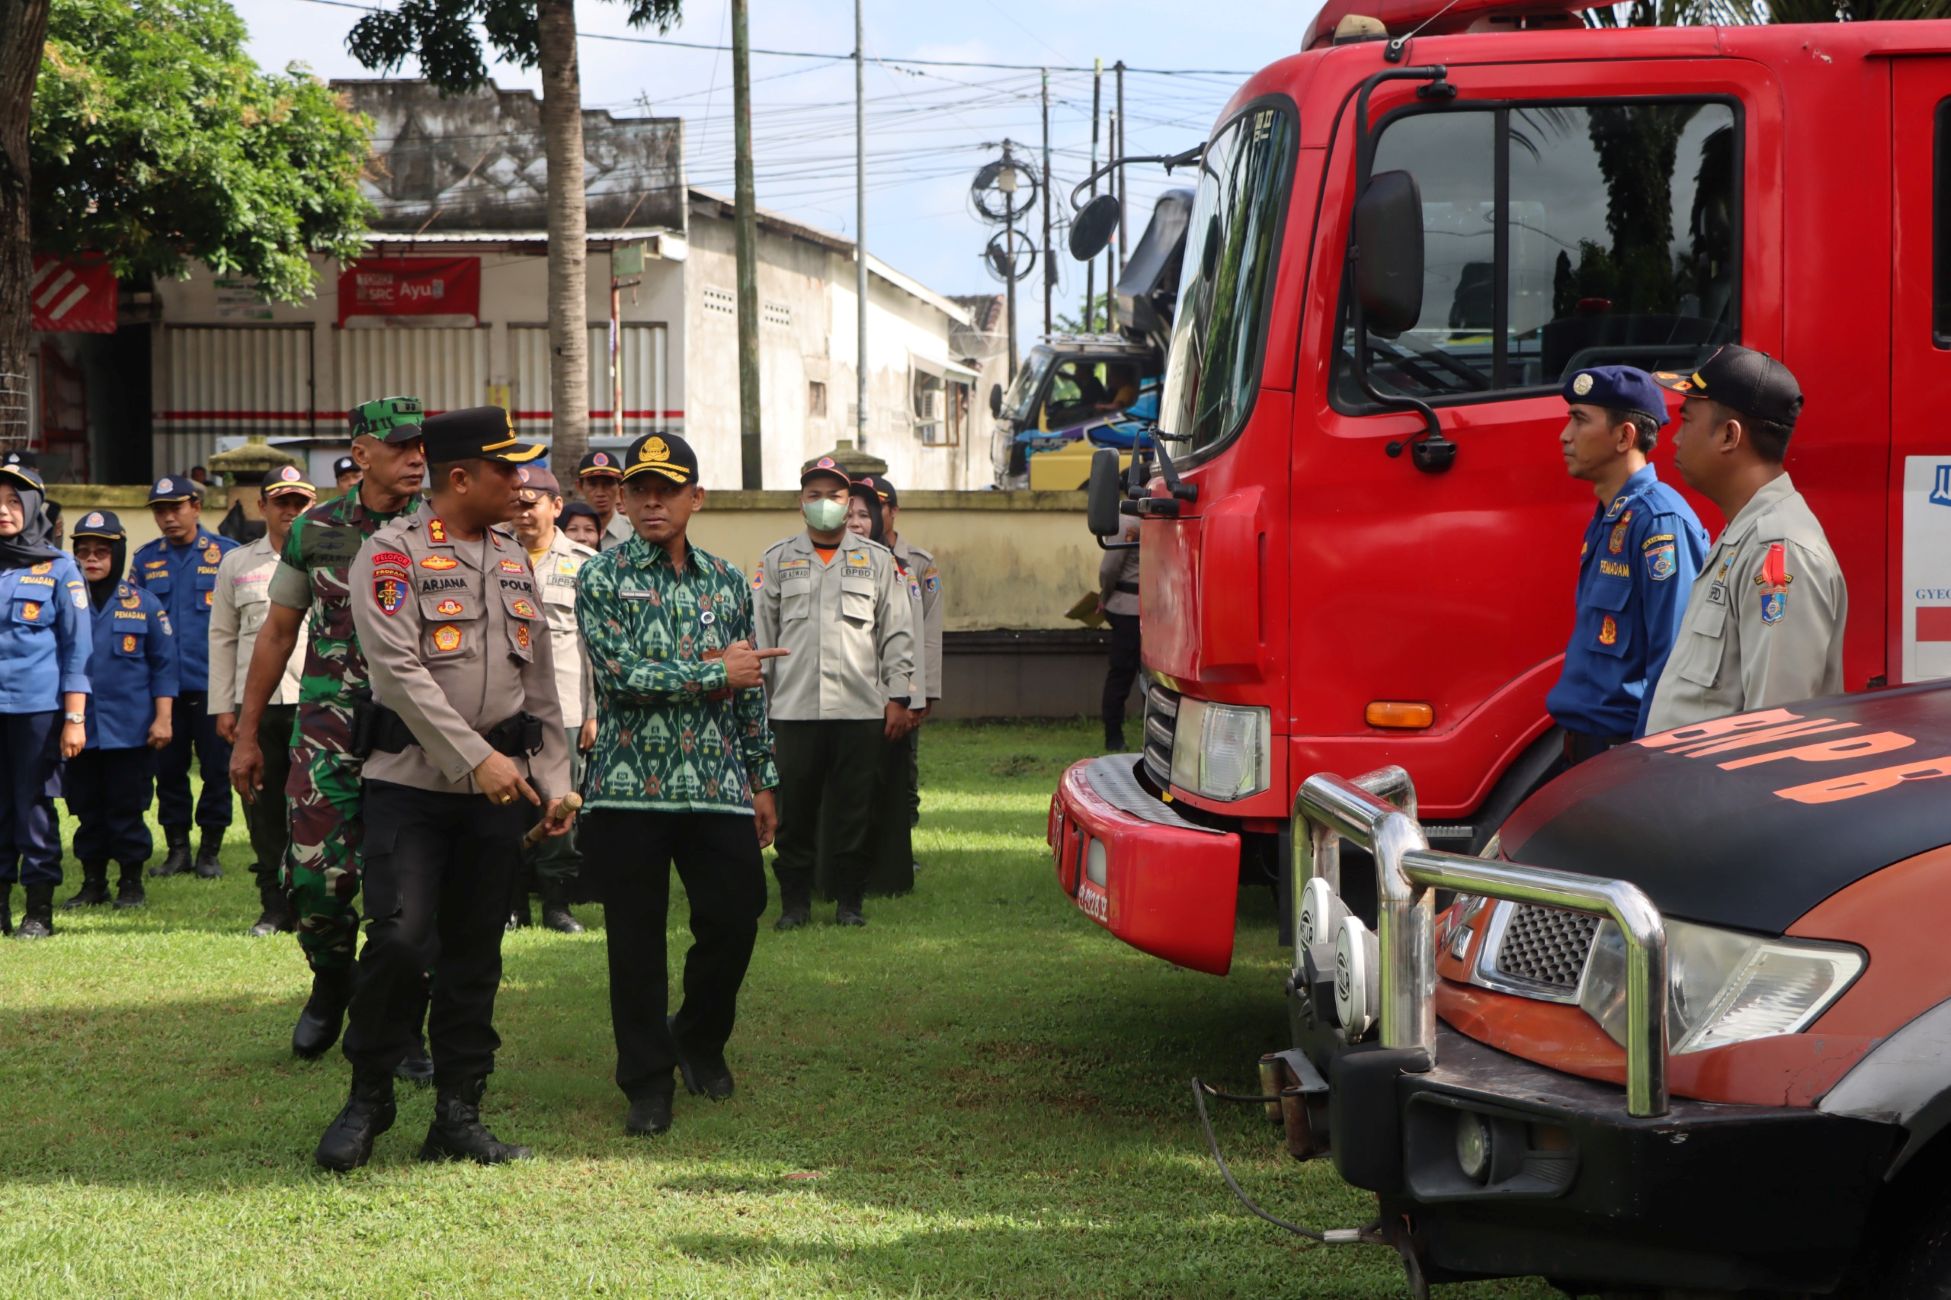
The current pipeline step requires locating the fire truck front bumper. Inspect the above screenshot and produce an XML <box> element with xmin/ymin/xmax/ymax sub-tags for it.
<box><xmin>1049</xmin><ymin>756</ymin><xmax>1240</xmax><ymax>976</ymax></box>
<box><xmin>1308</xmin><ymin>1028</ymin><xmax>1898</xmax><ymax>1293</ymax></box>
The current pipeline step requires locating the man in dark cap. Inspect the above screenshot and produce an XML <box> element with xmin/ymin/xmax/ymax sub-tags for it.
<box><xmin>230</xmin><ymin>396</ymin><xmax>432</xmax><ymax>1065</ymax></box>
<box><xmin>1645</xmin><ymin>346</ymin><xmax>1847</xmax><ymax>732</ymax></box>
<box><xmin>1545</xmin><ymin>365</ymin><xmax>1710</xmax><ymax>762</ymax></box>
<box><xmin>315</xmin><ymin>405</ymin><xmax>572</xmax><ymax>1172</ymax></box>
<box><xmin>333</xmin><ymin>456</ymin><xmax>362</xmax><ymax>495</ymax></box>
<box><xmin>577</xmin><ymin>450</ymin><xmax>633</xmax><ymax>551</ymax></box>
<box><xmin>130</xmin><ymin>475</ymin><xmax>237</xmax><ymax>879</ymax></box>
<box><xmin>575</xmin><ymin>431</ymin><xmax>781</xmax><ymax>1137</ymax></box>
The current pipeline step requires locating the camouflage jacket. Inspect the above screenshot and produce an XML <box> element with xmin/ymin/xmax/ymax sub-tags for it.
<box><xmin>267</xmin><ymin>488</ymin><xmax>423</xmax><ymax>718</ymax></box>
<box><xmin>575</xmin><ymin>533</ymin><xmax>779</xmax><ymax>815</ymax></box>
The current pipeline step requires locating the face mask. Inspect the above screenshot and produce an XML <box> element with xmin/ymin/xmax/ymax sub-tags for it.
<box><xmin>802</xmin><ymin>498</ymin><xmax>846</xmax><ymax>531</ymax></box>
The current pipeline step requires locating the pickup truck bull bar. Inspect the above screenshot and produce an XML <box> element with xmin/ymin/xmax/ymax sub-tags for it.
<box><xmin>1291</xmin><ymin>766</ymin><xmax>1673</xmax><ymax>1118</ymax></box>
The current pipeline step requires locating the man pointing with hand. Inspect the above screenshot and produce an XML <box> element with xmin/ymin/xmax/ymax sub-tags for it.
<box><xmin>575</xmin><ymin>431</ymin><xmax>784</xmax><ymax>1139</ymax></box>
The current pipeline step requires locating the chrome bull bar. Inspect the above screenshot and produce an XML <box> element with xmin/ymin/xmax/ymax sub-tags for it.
<box><xmin>1290</xmin><ymin>766</ymin><xmax>1672</xmax><ymax>1118</ymax></box>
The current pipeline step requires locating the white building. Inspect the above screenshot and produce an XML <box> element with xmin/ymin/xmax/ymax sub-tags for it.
<box><xmin>41</xmin><ymin>80</ymin><xmax>992</xmax><ymax>490</ymax></box>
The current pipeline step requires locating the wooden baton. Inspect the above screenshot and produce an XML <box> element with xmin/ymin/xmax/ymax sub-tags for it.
<box><xmin>521</xmin><ymin>791</ymin><xmax>583</xmax><ymax>848</ymax></box>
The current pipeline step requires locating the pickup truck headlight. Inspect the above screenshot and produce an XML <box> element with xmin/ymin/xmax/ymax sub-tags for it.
<box><xmin>1168</xmin><ymin>698</ymin><xmax>1270</xmax><ymax>801</ymax></box>
<box><xmin>1579</xmin><ymin>918</ymin><xmax>1864</xmax><ymax>1055</ymax></box>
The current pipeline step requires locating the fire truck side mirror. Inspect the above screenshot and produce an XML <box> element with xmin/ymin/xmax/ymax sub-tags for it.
<box><xmin>1353</xmin><ymin>169</ymin><xmax>1424</xmax><ymax>339</ymax></box>
<box><xmin>1087</xmin><ymin>449</ymin><xmax>1126</xmax><ymax>536</ymax></box>
<box><xmin>989</xmin><ymin>383</ymin><xmax>1003</xmax><ymax>419</ymax></box>
<box><xmin>1070</xmin><ymin>194</ymin><xmax>1122</xmax><ymax>262</ymax></box>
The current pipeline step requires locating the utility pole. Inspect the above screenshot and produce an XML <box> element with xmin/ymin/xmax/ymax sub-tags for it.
<box><xmin>1001</xmin><ymin>139</ymin><xmax>1019</xmax><ymax>384</ymax></box>
<box><xmin>1115</xmin><ymin>60</ymin><xmax>1128</xmax><ymax>277</ymax></box>
<box><xmin>1104</xmin><ymin>107</ymin><xmax>1118</xmax><ymax>332</ymax></box>
<box><xmin>1040</xmin><ymin>68</ymin><xmax>1053</xmax><ymax>338</ymax></box>
<box><xmin>732</xmin><ymin>0</ymin><xmax>761</xmax><ymax>487</ymax></box>
<box><xmin>853</xmin><ymin>0</ymin><xmax>868</xmax><ymax>448</ymax></box>
<box><xmin>1086</xmin><ymin>58</ymin><xmax>1100</xmax><ymax>329</ymax></box>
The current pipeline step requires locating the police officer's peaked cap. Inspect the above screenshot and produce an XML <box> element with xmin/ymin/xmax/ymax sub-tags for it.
<box><xmin>1563</xmin><ymin>365</ymin><xmax>1669</xmax><ymax>427</ymax></box>
<box><xmin>622</xmin><ymin>433</ymin><xmax>698</xmax><ymax>486</ymax></box>
<box><xmin>800</xmin><ymin>455</ymin><xmax>851</xmax><ymax>489</ymax></box>
<box><xmin>71</xmin><ymin>509</ymin><xmax>125</xmax><ymax>541</ymax></box>
<box><xmin>148</xmin><ymin>475</ymin><xmax>199</xmax><ymax>504</ymax></box>
<box><xmin>349</xmin><ymin>395</ymin><xmax>426</xmax><ymax>442</ymax></box>
<box><xmin>1654</xmin><ymin>344</ymin><xmax>1804</xmax><ymax>431</ymax></box>
<box><xmin>420</xmin><ymin>406</ymin><xmax>544</xmax><ymax>466</ymax></box>
<box><xmin>332</xmin><ymin>455</ymin><xmax>359</xmax><ymax>478</ymax></box>
<box><xmin>856</xmin><ymin>473</ymin><xmax>899</xmax><ymax>508</ymax></box>
<box><xmin>0</xmin><ymin>461</ymin><xmax>44</xmax><ymax>494</ymax></box>
<box><xmin>261</xmin><ymin>464</ymin><xmax>317</xmax><ymax>498</ymax></box>
<box><xmin>516</xmin><ymin>465</ymin><xmax>564</xmax><ymax>498</ymax></box>
<box><xmin>578</xmin><ymin>449</ymin><xmax>625</xmax><ymax>478</ymax></box>
<box><xmin>3</xmin><ymin>450</ymin><xmax>39</xmax><ymax>470</ymax></box>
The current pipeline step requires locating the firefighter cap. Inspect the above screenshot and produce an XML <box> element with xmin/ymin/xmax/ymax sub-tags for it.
<box><xmin>1563</xmin><ymin>365</ymin><xmax>1669</xmax><ymax>427</ymax></box>
<box><xmin>71</xmin><ymin>509</ymin><xmax>126</xmax><ymax>541</ymax></box>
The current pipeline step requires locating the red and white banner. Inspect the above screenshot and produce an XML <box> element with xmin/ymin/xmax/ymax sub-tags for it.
<box><xmin>30</xmin><ymin>255</ymin><xmax>117</xmax><ymax>333</ymax></box>
<box><xmin>338</xmin><ymin>256</ymin><xmax>481</xmax><ymax>326</ymax></box>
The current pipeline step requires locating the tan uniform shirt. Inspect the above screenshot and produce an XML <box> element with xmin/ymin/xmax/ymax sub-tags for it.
<box><xmin>1099</xmin><ymin>545</ymin><xmax>1141</xmax><ymax>617</ymax></box>
<box><xmin>1644</xmin><ymin>473</ymin><xmax>1847</xmax><ymax>734</ymax></box>
<box><xmin>601</xmin><ymin>511</ymin><xmax>633</xmax><ymax>552</ymax></box>
<box><xmin>209</xmin><ymin>535</ymin><xmax>303</xmax><ymax>710</ymax></box>
<box><xmin>753</xmin><ymin>532</ymin><xmax>915</xmax><ymax>721</ymax></box>
<box><xmin>350</xmin><ymin>513</ymin><xmax>571</xmax><ymax>797</ymax></box>
<box><xmin>528</xmin><ymin>528</ymin><xmax>596</xmax><ymax>730</ymax></box>
<box><xmin>890</xmin><ymin>534</ymin><xmax>943</xmax><ymax>704</ymax></box>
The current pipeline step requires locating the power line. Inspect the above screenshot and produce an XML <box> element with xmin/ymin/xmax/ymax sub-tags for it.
<box><xmin>286</xmin><ymin>0</ymin><xmax>1257</xmax><ymax>76</ymax></box>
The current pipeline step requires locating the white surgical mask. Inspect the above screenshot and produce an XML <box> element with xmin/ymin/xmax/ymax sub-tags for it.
<box><xmin>802</xmin><ymin>498</ymin><xmax>846</xmax><ymax>531</ymax></box>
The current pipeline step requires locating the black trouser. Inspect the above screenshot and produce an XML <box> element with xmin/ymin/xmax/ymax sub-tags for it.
<box><xmin>157</xmin><ymin>689</ymin><xmax>233</xmax><ymax>830</ymax></box>
<box><xmin>583</xmin><ymin>809</ymin><xmax>765</xmax><ymax>1101</ymax></box>
<box><xmin>772</xmin><ymin>718</ymin><xmax>882</xmax><ymax>909</ymax></box>
<box><xmin>66</xmin><ymin>746</ymin><xmax>157</xmax><ymax>866</ymax></box>
<box><xmin>0</xmin><ymin>711</ymin><xmax>64</xmax><ymax>885</ymax></box>
<box><xmin>342</xmin><ymin>780</ymin><xmax>524</xmax><ymax>1085</ymax></box>
<box><xmin>855</xmin><ymin>729</ymin><xmax>915</xmax><ymax>898</ymax></box>
<box><xmin>1102</xmin><ymin>612</ymin><xmax>1142</xmax><ymax>747</ymax></box>
<box><xmin>246</xmin><ymin>705</ymin><xmax>296</xmax><ymax>886</ymax></box>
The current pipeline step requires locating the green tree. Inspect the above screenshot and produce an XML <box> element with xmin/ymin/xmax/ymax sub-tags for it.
<box><xmin>0</xmin><ymin>0</ymin><xmax>52</xmax><ymax>442</ymax></box>
<box><xmin>32</xmin><ymin>0</ymin><xmax>371</xmax><ymax>299</ymax></box>
<box><xmin>346</xmin><ymin>0</ymin><xmax>682</xmax><ymax>469</ymax></box>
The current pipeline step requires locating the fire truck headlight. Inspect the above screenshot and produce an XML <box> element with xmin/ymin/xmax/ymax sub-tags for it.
<box><xmin>1167</xmin><ymin>698</ymin><xmax>1270</xmax><ymax>801</ymax></box>
<box><xmin>1578</xmin><ymin>919</ymin><xmax>1865</xmax><ymax>1056</ymax></box>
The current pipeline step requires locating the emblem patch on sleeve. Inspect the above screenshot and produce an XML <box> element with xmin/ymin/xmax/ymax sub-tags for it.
<box><xmin>1645</xmin><ymin>540</ymin><xmax>1677</xmax><ymax>582</ymax></box>
<box><xmin>1754</xmin><ymin>541</ymin><xmax>1793</xmax><ymax>625</ymax></box>
<box><xmin>752</xmin><ymin>564</ymin><xmax>765</xmax><ymax>590</ymax></box>
<box><xmin>923</xmin><ymin>567</ymin><xmax>940</xmax><ymax>593</ymax></box>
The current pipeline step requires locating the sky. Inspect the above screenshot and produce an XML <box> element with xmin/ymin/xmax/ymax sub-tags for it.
<box><xmin>231</xmin><ymin>0</ymin><xmax>1315</xmax><ymax>346</ymax></box>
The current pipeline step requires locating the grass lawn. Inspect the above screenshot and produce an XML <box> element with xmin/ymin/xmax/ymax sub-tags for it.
<box><xmin>0</xmin><ymin>720</ymin><xmax>1555</xmax><ymax>1298</ymax></box>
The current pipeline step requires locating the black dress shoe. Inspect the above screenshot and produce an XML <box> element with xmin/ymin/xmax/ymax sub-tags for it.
<box><xmin>835</xmin><ymin>903</ymin><xmax>867</xmax><ymax>927</ymax></box>
<box><xmin>624</xmin><ymin>1090</ymin><xmax>673</xmax><ymax>1137</ymax></box>
<box><xmin>676</xmin><ymin>1048</ymin><xmax>734</xmax><ymax>1100</ymax></box>
<box><xmin>64</xmin><ymin>863</ymin><xmax>110</xmax><ymax>908</ymax></box>
<box><xmin>193</xmin><ymin>833</ymin><xmax>223</xmax><ymax>879</ymax></box>
<box><xmin>113</xmin><ymin>867</ymin><xmax>146</xmax><ymax>909</ymax></box>
<box><xmin>315</xmin><ymin>1072</ymin><xmax>396</xmax><ymax>1173</ymax></box>
<box><xmin>13</xmin><ymin>883</ymin><xmax>55</xmax><ymax>939</ymax></box>
<box><xmin>394</xmin><ymin>1041</ymin><xmax>434</xmax><ymax>1086</ymax></box>
<box><xmin>418</xmin><ymin>1080</ymin><xmax>531</xmax><ymax>1164</ymax></box>
<box><xmin>773</xmin><ymin>904</ymin><xmax>811</xmax><ymax>932</ymax></box>
<box><xmin>540</xmin><ymin>902</ymin><xmax>584</xmax><ymax>934</ymax></box>
<box><xmin>292</xmin><ymin>969</ymin><xmax>354</xmax><ymax>1059</ymax></box>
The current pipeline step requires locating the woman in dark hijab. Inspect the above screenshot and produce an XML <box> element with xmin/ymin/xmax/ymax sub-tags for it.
<box><xmin>0</xmin><ymin>464</ymin><xmax>93</xmax><ymax>938</ymax></box>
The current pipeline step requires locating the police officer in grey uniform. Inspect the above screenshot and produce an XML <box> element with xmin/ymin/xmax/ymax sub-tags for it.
<box><xmin>754</xmin><ymin>456</ymin><xmax>916</xmax><ymax>929</ymax></box>
<box><xmin>1644</xmin><ymin>346</ymin><xmax>1847</xmax><ymax>734</ymax></box>
<box><xmin>578</xmin><ymin>450</ymin><xmax>635</xmax><ymax>551</ymax></box>
<box><xmin>856</xmin><ymin>474</ymin><xmax>940</xmax><ymax>886</ymax></box>
<box><xmin>314</xmin><ymin>406</ymin><xmax>574</xmax><ymax>1173</ymax></box>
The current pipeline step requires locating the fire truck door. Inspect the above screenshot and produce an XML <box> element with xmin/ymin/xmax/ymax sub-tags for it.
<box><xmin>1891</xmin><ymin>62</ymin><xmax>1951</xmax><ymax>686</ymax></box>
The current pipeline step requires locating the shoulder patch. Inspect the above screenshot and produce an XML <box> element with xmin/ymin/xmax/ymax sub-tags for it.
<box><xmin>1755</xmin><ymin>541</ymin><xmax>1792</xmax><ymax>624</ymax></box>
<box><xmin>752</xmin><ymin>563</ymin><xmax>765</xmax><ymax>590</ymax></box>
<box><xmin>1645</xmin><ymin>539</ymin><xmax>1678</xmax><ymax>582</ymax></box>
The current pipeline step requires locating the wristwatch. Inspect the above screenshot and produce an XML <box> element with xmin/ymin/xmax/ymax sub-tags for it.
<box><xmin>64</xmin><ymin>711</ymin><xmax>87</xmax><ymax>725</ymax></box>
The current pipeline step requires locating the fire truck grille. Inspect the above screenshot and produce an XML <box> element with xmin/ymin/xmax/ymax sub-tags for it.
<box><xmin>1141</xmin><ymin>684</ymin><xmax>1178</xmax><ymax>787</ymax></box>
<box><xmin>1492</xmin><ymin>905</ymin><xmax>1601</xmax><ymax>994</ymax></box>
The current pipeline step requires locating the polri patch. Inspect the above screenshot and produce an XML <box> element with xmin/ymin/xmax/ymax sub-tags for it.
<box><xmin>511</xmin><ymin>598</ymin><xmax>536</xmax><ymax>618</ymax></box>
<box><xmin>420</xmin><ymin>555</ymin><xmax>459</xmax><ymax>571</ymax></box>
<box><xmin>432</xmin><ymin>624</ymin><xmax>462</xmax><ymax>652</ymax></box>
<box><xmin>435</xmin><ymin>598</ymin><xmax>464</xmax><ymax>616</ymax></box>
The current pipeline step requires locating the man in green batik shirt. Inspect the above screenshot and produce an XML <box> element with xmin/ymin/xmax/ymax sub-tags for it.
<box><xmin>229</xmin><ymin>397</ymin><xmax>432</xmax><ymax>1074</ymax></box>
<box><xmin>575</xmin><ymin>431</ymin><xmax>783</xmax><ymax>1140</ymax></box>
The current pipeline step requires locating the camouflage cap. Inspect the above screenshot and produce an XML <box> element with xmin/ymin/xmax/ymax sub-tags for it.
<box><xmin>348</xmin><ymin>395</ymin><xmax>426</xmax><ymax>442</ymax></box>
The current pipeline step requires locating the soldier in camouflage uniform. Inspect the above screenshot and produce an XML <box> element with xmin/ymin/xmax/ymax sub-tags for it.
<box><xmin>229</xmin><ymin>398</ymin><xmax>432</xmax><ymax>1067</ymax></box>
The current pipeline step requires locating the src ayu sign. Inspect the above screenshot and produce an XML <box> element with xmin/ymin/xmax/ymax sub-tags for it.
<box><xmin>337</xmin><ymin>257</ymin><xmax>481</xmax><ymax>325</ymax></box>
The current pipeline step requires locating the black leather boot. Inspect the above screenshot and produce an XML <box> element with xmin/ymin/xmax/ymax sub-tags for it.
<box><xmin>773</xmin><ymin>896</ymin><xmax>812</xmax><ymax>931</ymax></box>
<box><xmin>624</xmin><ymin>1084</ymin><xmax>674</xmax><ymax>1137</ymax></box>
<box><xmin>113</xmin><ymin>862</ymin><xmax>147</xmax><ymax>908</ymax></box>
<box><xmin>539</xmin><ymin>880</ymin><xmax>583</xmax><ymax>934</ymax></box>
<box><xmin>0</xmin><ymin>882</ymin><xmax>13</xmax><ymax>935</ymax></box>
<box><xmin>248</xmin><ymin>873</ymin><xmax>293</xmax><ymax>936</ymax></box>
<box><xmin>292</xmin><ymin>968</ymin><xmax>355</xmax><ymax>1059</ymax></box>
<box><xmin>152</xmin><ymin>826</ymin><xmax>190</xmax><ymax>877</ymax></box>
<box><xmin>394</xmin><ymin>1037</ymin><xmax>434</xmax><ymax>1086</ymax></box>
<box><xmin>64</xmin><ymin>861</ymin><xmax>111</xmax><ymax>909</ymax></box>
<box><xmin>14</xmin><ymin>883</ymin><xmax>55</xmax><ymax>939</ymax></box>
<box><xmin>314</xmin><ymin>1069</ymin><xmax>397</xmax><ymax>1172</ymax></box>
<box><xmin>193</xmin><ymin>830</ymin><xmax>224</xmax><ymax>879</ymax></box>
<box><xmin>418</xmin><ymin>1078</ymin><xmax>532</xmax><ymax>1164</ymax></box>
<box><xmin>835</xmin><ymin>899</ymin><xmax>867</xmax><ymax>928</ymax></box>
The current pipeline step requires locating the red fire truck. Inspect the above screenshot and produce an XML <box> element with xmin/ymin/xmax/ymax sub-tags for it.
<box><xmin>1049</xmin><ymin>4</ymin><xmax>1951</xmax><ymax>980</ymax></box>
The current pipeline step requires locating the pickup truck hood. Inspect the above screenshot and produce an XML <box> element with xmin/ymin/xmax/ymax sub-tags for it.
<box><xmin>1500</xmin><ymin>683</ymin><xmax>1951</xmax><ymax>935</ymax></box>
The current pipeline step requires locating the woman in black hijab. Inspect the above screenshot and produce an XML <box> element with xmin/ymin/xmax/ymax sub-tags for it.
<box><xmin>0</xmin><ymin>464</ymin><xmax>93</xmax><ymax>938</ymax></box>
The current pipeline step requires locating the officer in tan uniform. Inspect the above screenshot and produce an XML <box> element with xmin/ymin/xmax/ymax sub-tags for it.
<box><xmin>314</xmin><ymin>406</ymin><xmax>573</xmax><ymax>1173</ymax></box>
<box><xmin>1644</xmin><ymin>346</ymin><xmax>1847</xmax><ymax>734</ymax></box>
<box><xmin>754</xmin><ymin>455</ymin><xmax>916</xmax><ymax>930</ymax></box>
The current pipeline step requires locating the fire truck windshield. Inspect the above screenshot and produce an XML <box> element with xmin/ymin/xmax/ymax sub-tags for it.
<box><xmin>1159</xmin><ymin>102</ymin><xmax>1296</xmax><ymax>458</ymax></box>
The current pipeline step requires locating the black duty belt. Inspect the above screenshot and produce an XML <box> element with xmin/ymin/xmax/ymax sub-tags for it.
<box><xmin>352</xmin><ymin>700</ymin><xmax>543</xmax><ymax>760</ymax></box>
<box><xmin>1114</xmin><ymin>581</ymin><xmax>1140</xmax><ymax>595</ymax></box>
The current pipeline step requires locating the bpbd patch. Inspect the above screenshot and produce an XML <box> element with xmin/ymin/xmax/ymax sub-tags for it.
<box><xmin>1753</xmin><ymin>541</ymin><xmax>1793</xmax><ymax>626</ymax></box>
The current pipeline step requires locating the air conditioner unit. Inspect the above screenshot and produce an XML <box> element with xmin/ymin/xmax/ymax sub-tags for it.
<box><xmin>915</xmin><ymin>389</ymin><xmax>944</xmax><ymax>422</ymax></box>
